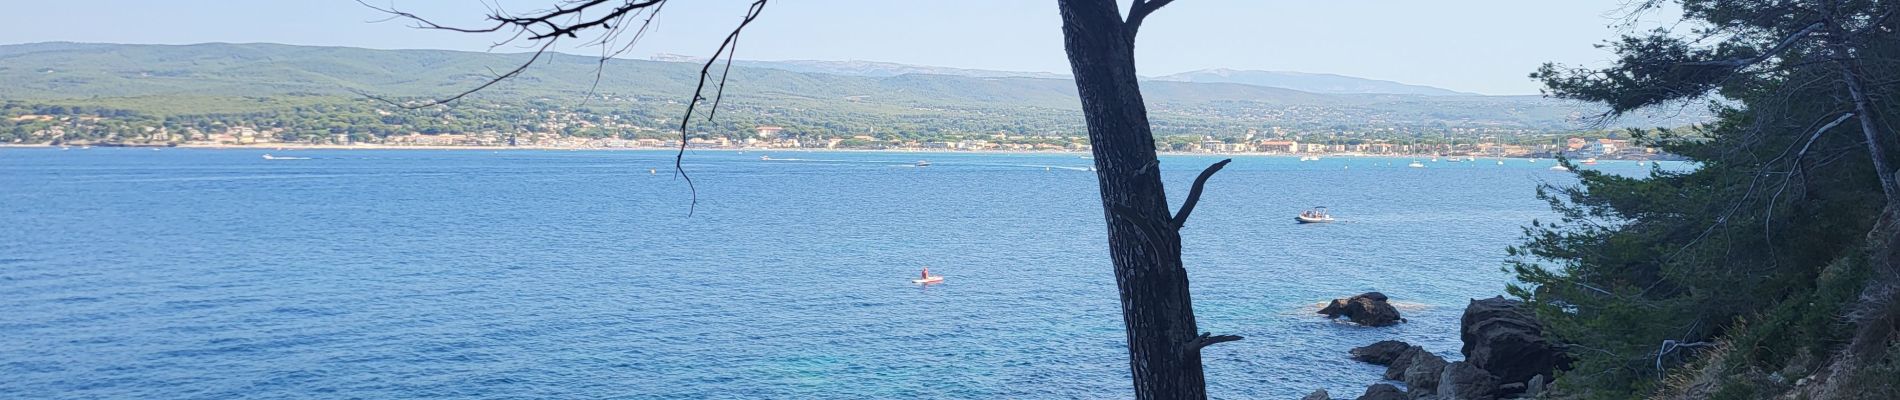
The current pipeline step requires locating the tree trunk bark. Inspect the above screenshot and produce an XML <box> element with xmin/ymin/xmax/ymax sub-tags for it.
<box><xmin>1827</xmin><ymin>18</ymin><xmax>1900</xmax><ymax>367</ymax></box>
<box><xmin>1836</xmin><ymin>50</ymin><xmax>1899</xmax><ymax>204</ymax></box>
<box><xmin>1056</xmin><ymin>1</ymin><xmax>1212</xmax><ymax>399</ymax></box>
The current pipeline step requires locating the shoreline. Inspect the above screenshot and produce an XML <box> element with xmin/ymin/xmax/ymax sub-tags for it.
<box><xmin>0</xmin><ymin>143</ymin><xmax>1628</xmax><ymax>160</ymax></box>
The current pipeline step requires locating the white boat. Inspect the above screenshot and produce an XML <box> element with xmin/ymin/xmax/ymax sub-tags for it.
<box><xmin>1431</xmin><ymin>156</ymin><xmax>1440</xmax><ymax>162</ymax></box>
<box><xmin>1408</xmin><ymin>161</ymin><xmax>1425</xmax><ymax>168</ymax></box>
<box><xmin>1582</xmin><ymin>158</ymin><xmax>1598</xmax><ymax>165</ymax></box>
<box><xmin>1637</xmin><ymin>161</ymin><xmax>1647</xmax><ymax>166</ymax></box>
<box><xmin>1295</xmin><ymin>206</ymin><xmax>1335</xmax><ymax>223</ymax></box>
<box><xmin>1299</xmin><ymin>156</ymin><xmax>1320</xmax><ymax>161</ymax></box>
<box><xmin>1549</xmin><ymin>165</ymin><xmax>1570</xmax><ymax>171</ymax></box>
<box><xmin>261</xmin><ymin>154</ymin><xmax>310</xmax><ymax>160</ymax></box>
<box><xmin>915</xmin><ymin>160</ymin><xmax>931</xmax><ymax>167</ymax></box>
<box><xmin>1496</xmin><ymin>160</ymin><xmax>1505</xmax><ymax>165</ymax></box>
<box><xmin>1467</xmin><ymin>156</ymin><xmax>1477</xmax><ymax>162</ymax></box>
<box><xmin>760</xmin><ymin>155</ymin><xmax>772</xmax><ymax>161</ymax></box>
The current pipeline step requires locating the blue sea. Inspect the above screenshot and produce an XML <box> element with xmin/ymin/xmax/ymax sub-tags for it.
<box><xmin>0</xmin><ymin>148</ymin><xmax>1653</xmax><ymax>399</ymax></box>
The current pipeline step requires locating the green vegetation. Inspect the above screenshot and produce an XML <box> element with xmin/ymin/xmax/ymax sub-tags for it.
<box><xmin>1510</xmin><ymin>0</ymin><xmax>1898</xmax><ymax>398</ymax></box>
<box><xmin>0</xmin><ymin>42</ymin><xmax>1696</xmax><ymax>147</ymax></box>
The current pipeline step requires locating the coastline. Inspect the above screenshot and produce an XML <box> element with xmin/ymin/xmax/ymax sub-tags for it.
<box><xmin>0</xmin><ymin>143</ymin><xmax>1594</xmax><ymax>160</ymax></box>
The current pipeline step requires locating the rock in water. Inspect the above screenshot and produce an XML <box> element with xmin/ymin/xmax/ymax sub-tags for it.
<box><xmin>1356</xmin><ymin>383</ymin><xmax>1406</xmax><ymax>400</ymax></box>
<box><xmin>1437</xmin><ymin>361</ymin><xmax>1500</xmax><ymax>400</ymax></box>
<box><xmin>1350</xmin><ymin>340</ymin><xmax>1414</xmax><ymax>365</ymax></box>
<box><xmin>1383</xmin><ymin>345</ymin><xmax>1424</xmax><ymax>380</ymax></box>
<box><xmin>1459</xmin><ymin>296</ymin><xmax>1570</xmax><ymax>385</ymax></box>
<box><xmin>1319</xmin><ymin>292</ymin><xmax>1404</xmax><ymax>326</ymax></box>
<box><xmin>1302</xmin><ymin>388</ymin><xmax>1330</xmax><ymax>400</ymax></box>
<box><xmin>1401</xmin><ymin>350</ymin><xmax>1449</xmax><ymax>396</ymax></box>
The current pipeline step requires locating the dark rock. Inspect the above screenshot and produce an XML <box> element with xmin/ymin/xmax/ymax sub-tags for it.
<box><xmin>1351</xmin><ymin>340</ymin><xmax>1414</xmax><ymax>365</ymax></box>
<box><xmin>1437</xmin><ymin>361</ymin><xmax>1500</xmax><ymax>400</ymax></box>
<box><xmin>1320</xmin><ymin>292</ymin><xmax>1404</xmax><ymax>326</ymax></box>
<box><xmin>1524</xmin><ymin>374</ymin><xmax>1546</xmax><ymax>398</ymax></box>
<box><xmin>1383</xmin><ymin>345</ymin><xmax>1425</xmax><ymax>380</ymax></box>
<box><xmin>1401</xmin><ymin>350</ymin><xmax>1448</xmax><ymax>396</ymax></box>
<box><xmin>1459</xmin><ymin>297</ymin><xmax>1571</xmax><ymax>385</ymax></box>
<box><xmin>1302</xmin><ymin>388</ymin><xmax>1330</xmax><ymax>400</ymax></box>
<box><xmin>1357</xmin><ymin>383</ymin><xmax>1407</xmax><ymax>400</ymax></box>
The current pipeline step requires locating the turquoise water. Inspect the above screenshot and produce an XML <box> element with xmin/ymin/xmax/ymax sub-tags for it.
<box><xmin>0</xmin><ymin>148</ymin><xmax>1640</xmax><ymax>399</ymax></box>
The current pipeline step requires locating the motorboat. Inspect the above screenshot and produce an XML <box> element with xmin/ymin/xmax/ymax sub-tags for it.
<box><xmin>1549</xmin><ymin>165</ymin><xmax>1571</xmax><ymax>171</ymax></box>
<box><xmin>1295</xmin><ymin>206</ymin><xmax>1335</xmax><ymax>224</ymax></box>
<box><xmin>1582</xmin><ymin>158</ymin><xmax>1598</xmax><ymax>165</ymax></box>
<box><xmin>760</xmin><ymin>155</ymin><xmax>772</xmax><ymax>161</ymax></box>
<box><xmin>915</xmin><ymin>160</ymin><xmax>931</xmax><ymax>167</ymax></box>
<box><xmin>1408</xmin><ymin>161</ymin><xmax>1425</xmax><ymax>168</ymax></box>
<box><xmin>261</xmin><ymin>154</ymin><xmax>309</xmax><ymax>160</ymax></box>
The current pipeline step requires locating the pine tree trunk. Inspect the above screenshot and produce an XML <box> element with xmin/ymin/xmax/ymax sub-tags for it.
<box><xmin>1056</xmin><ymin>1</ymin><xmax>1212</xmax><ymax>398</ymax></box>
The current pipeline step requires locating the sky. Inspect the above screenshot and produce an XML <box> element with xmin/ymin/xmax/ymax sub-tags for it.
<box><xmin>0</xmin><ymin>0</ymin><xmax>1665</xmax><ymax>95</ymax></box>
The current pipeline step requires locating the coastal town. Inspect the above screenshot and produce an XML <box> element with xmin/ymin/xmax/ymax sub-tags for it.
<box><xmin>10</xmin><ymin>114</ymin><xmax>1670</xmax><ymax>160</ymax></box>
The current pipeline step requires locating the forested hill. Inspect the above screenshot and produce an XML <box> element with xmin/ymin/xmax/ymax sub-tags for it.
<box><xmin>0</xmin><ymin>42</ymin><xmax>1695</xmax><ymax>134</ymax></box>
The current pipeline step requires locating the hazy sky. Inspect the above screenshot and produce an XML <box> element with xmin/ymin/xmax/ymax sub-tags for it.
<box><xmin>0</xmin><ymin>0</ymin><xmax>1660</xmax><ymax>95</ymax></box>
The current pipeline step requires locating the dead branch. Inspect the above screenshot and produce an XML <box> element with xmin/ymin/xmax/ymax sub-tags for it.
<box><xmin>1124</xmin><ymin>0</ymin><xmax>1176</xmax><ymax>38</ymax></box>
<box><xmin>361</xmin><ymin>0</ymin><xmax>771</xmax><ymax>216</ymax></box>
<box><xmin>1187</xmin><ymin>332</ymin><xmax>1243</xmax><ymax>352</ymax></box>
<box><xmin>1172</xmin><ymin>158</ymin><xmax>1231</xmax><ymax>229</ymax></box>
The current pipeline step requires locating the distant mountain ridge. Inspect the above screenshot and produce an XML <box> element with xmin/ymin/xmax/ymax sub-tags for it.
<box><xmin>0</xmin><ymin>42</ymin><xmax>1706</xmax><ymax>131</ymax></box>
<box><xmin>650</xmin><ymin>54</ymin><xmax>1471</xmax><ymax>96</ymax></box>
<box><xmin>650</xmin><ymin>54</ymin><xmax>1070</xmax><ymax>80</ymax></box>
<box><xmin>1151</xmin><ymin>68</ymin><xmax>1474</xmax><ymax>96</ymax></box>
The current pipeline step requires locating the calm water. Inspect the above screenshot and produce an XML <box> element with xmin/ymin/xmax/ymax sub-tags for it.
<box><xmin>0</xmin><ymin>148</ymin><xmax>1648</xmax><ymax>399</ymax></box>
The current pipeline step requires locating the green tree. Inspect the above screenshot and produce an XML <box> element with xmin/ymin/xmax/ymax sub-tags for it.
<box><xmin>1521</xmin><ymin>0</ymin><xmax>1899</xmax><ymax>397</ymax></box>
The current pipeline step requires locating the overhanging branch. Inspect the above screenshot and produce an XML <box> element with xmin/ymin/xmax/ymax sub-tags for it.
<box><xmin>361</xmin><ymin>0</ymin><xmax>771</xmax><ymax>217</ymax></box>
<box><xmin>1187</xmin><ymin>331</ymin><xmax>1243</xmax><ymax>352</ymax></box>
<box><xmin>1172</xmin><ymin>158</ymin><xmax>1231</xmax><ymax>228</ymax></box>
<box><xmin>1677</xmin><ymin>21</ymin><xmax>1823</xmax><ymax>69</ymax></box>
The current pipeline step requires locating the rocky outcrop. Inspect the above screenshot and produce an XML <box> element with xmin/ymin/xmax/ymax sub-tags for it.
<box><xmin>1320</xmin><ymin>292</ymin><xmax>1404</xmax><ymax>326</ymax></box>
<box><xmin>1351</xmin><ymin>340</ymin><xmax>1414</xmax><ymax>365</ymax></box>
<box><xmin>1341</xmin><ymin>298</ymin><xmax>1572</xmax><ymax>400</ymax></box>
<box><xmin>1401</xmin><ymin>350</ymin><xmax>1449</xmax><ymax>396</ymax></box>
<box><xmin>1356</xmin><ymin>383</ymin><xmax>1406</xmax><ymax>400</ymax></box>
<box><xmin>1382</xmin><ymin>345</ymin><xmax>1425</xmax><ymax>380</ymax></box>
<box><xmin>1459</xmin><ymin>297</ymin><xmax>1569</xmax><ymax>386</ymax></box>
<box><xmin>1437</xmin><ymin>361</ymin><xmax>1499</xmax><ymax>400</ymax></box>
<box><xmin>1302</xmin><ymin>388</ymin><xmax>1330</xmax><ymax>400</ymax></box>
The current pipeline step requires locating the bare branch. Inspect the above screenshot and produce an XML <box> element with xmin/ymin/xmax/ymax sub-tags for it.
<box><xmin>360</xmin><ymin>39</ymin><xmax>558</xmax><ymax>109</ymax></box>
<box><xmin>360</xmin><ymin>0</ymin><xmax>773</xmax><ymax>217</ymax></box>
<box><xmin>675</xmin><ymin>0</ymin><xmax>769</xmax><ymax>216</ymax></box>
<box><xmin>1124</xmin><ymin>0</ymin><xmax>1176</xmax><ymax>38</ymax></box>
<box><xmin>1172</xmin><ymin>158</ymin><xmax>1231</xmax><ymax>228</ymax></box>
<box><xmin>1187</xmin><ymin>332</ymin><xmax>1242</xmax><ymax>352</ymax></box>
